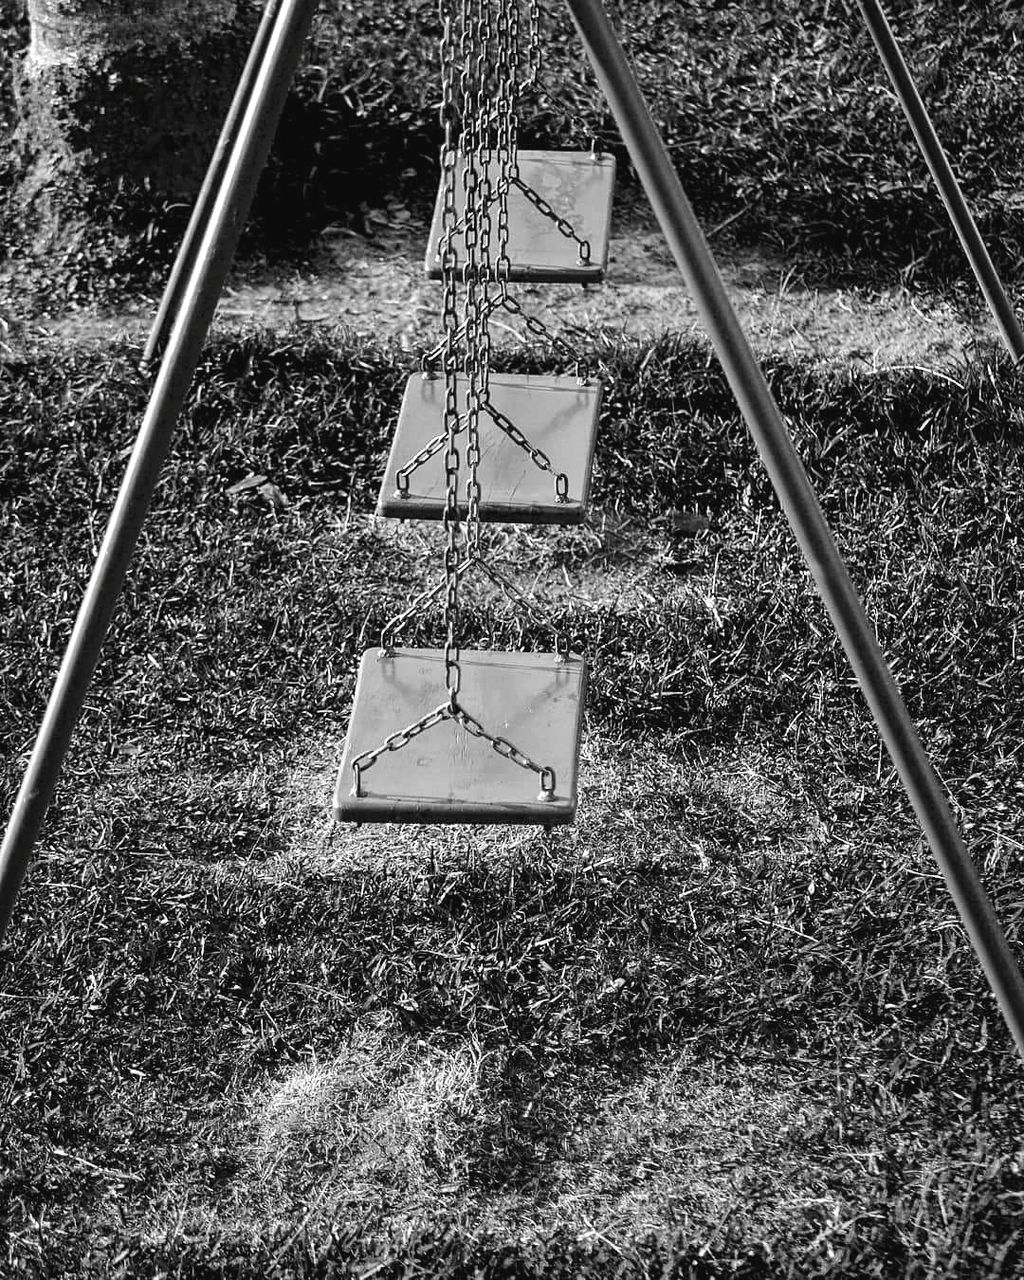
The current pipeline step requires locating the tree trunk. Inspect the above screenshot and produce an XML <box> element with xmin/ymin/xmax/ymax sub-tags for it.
<box><xmin>15</xmin><ymin>0</ymin><xmax>258</xmax><ymax>261</ymax></box>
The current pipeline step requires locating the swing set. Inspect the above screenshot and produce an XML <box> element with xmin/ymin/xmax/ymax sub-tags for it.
<box><xmin>339</xmin><ymin>0</ymin><xmax>609</xmax><ymax>826</ymax></box>
<box><xmin>4</xmin><ymin>0</ymin><xmax>1024</xmax><ymax>1071</ymax></box>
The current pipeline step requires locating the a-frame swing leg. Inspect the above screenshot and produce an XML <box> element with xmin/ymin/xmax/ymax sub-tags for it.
<box><xmin>144</xmin><ymin>0</ymin><xmax>285</xmax><ymax>366</ymax></box>
<box><xmin>561</xmin><ymin>0</ymin><xmax>1024</xmax><ymax>1063</ymax></box>
<box><xmin>0</xmin><ymin>0</ymin><xmax>318</xmax><ymax>947</ymax></box>
<box><xmin>853</xmin><ymin>0</ymin><xmax>1024</xmax><ymax>362</ymax></box>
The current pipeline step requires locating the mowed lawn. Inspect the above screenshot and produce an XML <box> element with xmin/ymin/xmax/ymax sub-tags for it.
<box><xmin>2</xmin><ymin>332</ymin><xmax>1024</xmax><ymax>1277</ymax></box>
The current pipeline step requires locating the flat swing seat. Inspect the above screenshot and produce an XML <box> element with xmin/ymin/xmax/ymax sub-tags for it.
<box><xmin>377</xmin><ymin>372</ymin><xmax>602</xmax><ymax>524</ymax></box>
<box><xmin>334</xmin><ymin>647</ymin><xmax>586</xmax><ymax>825</ymax></box>
<box><xmin>425</xmin><ymin>150</ymin><xmax>615</xmax><ymax>284</ymax></box>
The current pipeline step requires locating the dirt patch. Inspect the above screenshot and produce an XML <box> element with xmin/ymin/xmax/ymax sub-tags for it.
<box><xmin>5</xmin><ymin>206</ymin><xmax>996</xmax><ymax>368</ymax></box>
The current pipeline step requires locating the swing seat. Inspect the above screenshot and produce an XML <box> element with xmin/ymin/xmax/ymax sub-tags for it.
<box><xmin>377</xmin><ymin>372</ymin><xmax>602</xmax><ymax>524</ymax></box>
<box><xmin>334</xmin><ymin>647</ymin><xmax>586</xmax><ymax>825</ymax></box>
<box><xmin>425</xmin><ymin>150</ymin><xmax>615</xmax><ymax>284</ymax></box>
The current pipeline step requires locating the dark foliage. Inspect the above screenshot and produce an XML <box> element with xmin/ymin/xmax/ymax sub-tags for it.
<box><xmin>3</xmin><ymin>1</ymin><xmax>1024</xmax><ymax>293</ymax></box>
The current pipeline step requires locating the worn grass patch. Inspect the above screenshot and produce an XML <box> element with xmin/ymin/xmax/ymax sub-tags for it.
<box><xmin>4</xmin><ymin>329</ymin><xmax>1024</xmax><ymax>1276</ymax></box>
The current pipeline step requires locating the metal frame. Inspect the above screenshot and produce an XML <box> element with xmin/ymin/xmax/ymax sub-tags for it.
<box><xmin>3</xmin><ymin>0</ymin><xmax>1024</xmax><ymax>1074</ymax></box>
<box><xmin>0</xmin><ymin>0</ymin><xmax>319</xmax><ymax>944</ymax></box>
<box><xmin>563</xmin><ymin>0</ymin><xmax>1024</xmax><ymax>1062</ymax></box>
<box><xmin>855</xmin><ymin>0</ymin><xmax>1024</xmax><ymax>363</ymax></box>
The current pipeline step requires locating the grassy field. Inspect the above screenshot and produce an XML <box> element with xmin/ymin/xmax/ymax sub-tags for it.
<box><xmin>3</xmin><ymin>332</ymin><xmax>1024</xmax><ymax>1276</ymax></box>
<box><xmin>5</xmin><ymin>0</ymin><xmax>1024</xmax><ymax>1275</ymax></box>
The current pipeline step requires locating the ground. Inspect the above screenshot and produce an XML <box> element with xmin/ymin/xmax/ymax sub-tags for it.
<box><xmin>4</xmin><ymin>204</ymin><xmax>997</xmax><ymax>369</ymax></box>
<box><xmin>5</xmin><ymin>154</ymin><xmax>1024</xmax><ymax>1279</ymax></box>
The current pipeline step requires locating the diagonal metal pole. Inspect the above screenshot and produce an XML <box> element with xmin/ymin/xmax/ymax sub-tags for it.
<box><xmin>855</xmin><ymin>0</ymin><xmax>1024</xmax><ymax>363</ymax></box>
<box><xmin>0</xmin><ymin>0</ymin><xmax>319</xmax><ymax>947</ymax></box>
<box><xmin>563</xmin><ymin>0</ymin><xmax>1024</xmax><ymax>1063</ymax></box>
<box><xmin>144</xmin><ymin>0</ymin><xmax>283</xmax><ymax>366</ymax></box>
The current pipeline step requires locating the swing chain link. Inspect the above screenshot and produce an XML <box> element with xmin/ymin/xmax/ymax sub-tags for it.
<box><xmin>440</xmin><ymin>0</ymin><xmax>463</xmax><ymax>706</ymax></box>
<box><xmin>352</xmin><ymin>0</ymin><xmax>567</xmax><ymax>810</ymax></box>
<box><xmin>421</xmin><ymin>290</ymin><xmax>591</xmax><ymax>384</ymax></box>
<box><xmin>352</xmin><ymin>698</ymin><xmax>555</xmax><ymax>801</ymax></box>
<box><xmin>463</xmin><ymin>0</ymin><xmax>490</xmax><ymax>556</ymax></box>
<box><xmin>523</xmin><ymin>0</ymin><xmax>541</xmax><ymax>93</ymax></box>
<box><xmin>512</xmin><ymin>175</ymin><xmax>592</xmax><ymax>263</ymax></box>
<box><xmin>520</xmin><ymin>0</ymin><xmax>597</xmax><ymax>154</ymax></box>
<box><xmin>381</xmin><ymin>546</ymin><xmax>567</xmax><ymax>662</ymax></box>
<box><xmin>484</xmin><ymin>401</ymin><xmax>569</xmax><ymax>502</ymax></box>
<box><xmin>472</xmin><ymin>553</ymin><xmax>569</xmax><ymax>660</ymax></box>
<box><xmin>352</xmin><ymin>702</ymin><xmax>451</xmax><ymax>796</ymax></box>
<box><xmin>494</xmin><ymin>0</ymin><xmax>519</xmax><ymax>285</ymax></box>
<box><xmin>456</xmin><ymin>704</ymin><xmax>556</xmax><ymax>798</ymax></box>
<box><xmin>497</xmin><ymin>292</ymin><xmax>591</xmax><ymax>382</ymax></box>
<box><xmin>394</xmin><ymin>394</ymin><xmax>569</xmax><ymax>504</ymax></box>
<box><xmin>395</xmin><ymin>415</ymin><xmax>463</xmax><ymax>495</ymax></box>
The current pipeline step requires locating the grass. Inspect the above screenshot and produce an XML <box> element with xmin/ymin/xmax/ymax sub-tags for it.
<box><xmin>4</xmin><ymin>329</ymin><xmax>1024</xmax><ymax>1275</ymax></box>
<box><xmin>5</xmin><ymin>0</ymin><xmax>1024</xmax><ymax>293</ymax></box>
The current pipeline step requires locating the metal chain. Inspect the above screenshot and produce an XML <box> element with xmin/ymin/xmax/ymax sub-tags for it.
<box><xmin>352</xmin><ymin>702</ymin><xmax>451</xmax><ymax>796</ymax></box>
<box><xmin>421</xmin><ymin>302</ymin><xmax>496</xmax><ymax>371</ymax></box>
<box><xmin>497</xmin><ymin>292</ymin><xmax>591</xmax><ymax>382</ymax></box>
<box><xmin>421</xmin><ymin>290</ymin><xmax>591</xmax><ymax>383</ymax></box>
<box><xmin>356</xmin><ymin>0</ymin><xmax>565</xmax><ymax>811</ymax></box>
<box><xmin>380</xmin><ymin>576</ymin><xmax>448</xmax><ymax>653</ymax></box>
<box><xmin>484</xmin><ymin>400</ymin><xmax>570</xmax><ymax>503</ymax></box>
<box><xmin>470</xmin><ymin>552</ymin><xmax>568</xmax><ymax>660</ymax></box>
<box><xmin>494</xmin><ymin>0</ymin><xmax>519</xmax><ymax>282</ymax></box>
<box><xmin>440</xmin><ymin>0</ymin><xmax>465</xmax><ymax>710</ymax></box>
<box><xmin>513</xmin><ymin>174</ymin><xmax>591</xmax><ymax>263</ymax></box>
<box><xmin>393</xmin><ymin>398</ymin><xmax>567</xmax><ymax>506</ymax></box>
<box><xmin>463</xmin><ymin>0</ymin><xmax>489</xmax><ymax>557</ymax></box>
<box><xmin>352</xmin><ymin>699</ymin><xmax>555</xmax><ymax>801</ymax></box>
<box><xmin>520</xmin><ymin>0</ymin><xmax>597</xmax><ymax>153</ymax></box>
<box><xmin>456</xmin><ymin>703</ymin><xmax>556</xmax><ymax>798</ymax></box>
<box><xmin>381</xmin><ymin>550</ymin><xmax>567</xmax><ymax>661</ymax></box>
<box><xmin>523</xmin><ymin>0</ymin><xmax>541</xmax><ymax>94</ymax></box>
<box><xmin>394</xmin><ymin>415</ymin><xmax>465</xmax><ymax>495</ymax></box>
<box><xmin>437</xmin><ymin>1</ymin><xmax>459</xmax><ymax>279</ymax></box>
<box><xmin>429</xmin><ymin>168</ymin><xmax>593</xmax><ymax>273</ymax></box>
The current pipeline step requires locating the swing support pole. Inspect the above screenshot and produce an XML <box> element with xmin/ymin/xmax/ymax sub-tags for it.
<box><xmin>563</xmin><ymin>0</ymin><xmax>1024</xmax><ymax>1063</ymax></box>
<box><xmin>855</xmin><ymin>0</ymin><xmax>1024</xmax><ymax>363</ymax></box>
<box><xmin>0</xmin><ymin>0</ymin><xmax>318</xmax><ymax>947</ymax></box>
<box><xmin>144</xmin><ymin>0</ymin><xmax>283</xmax><ymax>366</ymax></box>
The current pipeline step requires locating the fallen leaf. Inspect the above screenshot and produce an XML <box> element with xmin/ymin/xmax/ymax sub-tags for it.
<box><xmin>258</xmin><ymin>481</ymin><xmax>289</xmax><ymax>511</ymax></box>
<box><xmin>227</xmin><ymin>473</ymin><xmax>268</xmax><ymax>496</ymax></box>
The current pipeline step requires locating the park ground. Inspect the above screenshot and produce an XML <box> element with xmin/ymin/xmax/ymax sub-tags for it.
<box><xmin>5</xmin><ymin>4</ymin><xmax>1024</xmax><ymax>1278</ymax></box>
<box><xmin>5</xmin><ymin>204</ymin><xmax>997</xmax><ymax>368</ymax></box>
